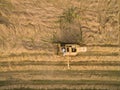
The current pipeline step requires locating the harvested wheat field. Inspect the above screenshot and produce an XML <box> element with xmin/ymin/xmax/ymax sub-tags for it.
<box><xmin>0</xmin><ymin>0</ymin><xmax>120</xmax><ymax>90</ymax></box>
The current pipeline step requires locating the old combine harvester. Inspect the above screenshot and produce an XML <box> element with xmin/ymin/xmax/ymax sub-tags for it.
<box><xmin>56</xmin><ymin>43</ymin><xmax>87</xmax><ymax>69</ymax></box>
<box><xmin>57</xmin><ymin>43</ymin><xmax>87</xmax><ymax>56</ymax></box>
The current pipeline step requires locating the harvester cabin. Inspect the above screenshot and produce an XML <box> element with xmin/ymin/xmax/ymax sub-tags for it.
<box><xmin>57</xmin><ymin>43</ymin><xmax>87</xmax><ymax>56</ymax></box>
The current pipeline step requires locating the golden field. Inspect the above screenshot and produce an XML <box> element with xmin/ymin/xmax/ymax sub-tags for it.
<box><xmin>0</xmin><ymin>0</ymin><xmax>120</xmax><ymax>90</ymax></box>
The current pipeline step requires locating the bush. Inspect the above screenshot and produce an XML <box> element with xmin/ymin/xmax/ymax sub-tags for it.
<box><xmin>54</xmin><ymin>6</ymin><xmax>83</xmax><ymax>44</ymax></box>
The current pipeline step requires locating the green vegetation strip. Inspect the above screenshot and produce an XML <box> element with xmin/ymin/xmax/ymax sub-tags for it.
<box><xmin>0</xmin><ymin>52</ymin><xmax>52</xmax><ymax>59</ymax></box>
<box><xmin>5</xmin><ymin>88</ymin><xmax>35</xmax><ymax>90</ymax></box>
<box><xmin>1</xmin><ymin>61</ymin><xmax>120</xmax><ymax>66</ymax></box>
<box><xmin>2</xmin><ymin>87</ymin><xmax>109</xmax><ymax>90</ymax></box>
<box><xmin>28</xmin><ymin>70</ymin><xmax>120</xmax><ymax>77</ymax></box>
<box><xmin>77</xmin><ymin>51</ymin><xmax>119</xmax><ymax>56</ymax></box>
<box><xmin>4</xmin><ymin>87</ymin><xmax>109</xmax><ymax>90</ymax></box>
<box><xmin>0</xmin><ymin>70</ymin><xmax>120</xmax><ymax>77</ymax></box>
<box><xmin>31</xmin><ymin>80</ymin><xmax>120</xmax><ymax>86</ymax></box>
<box><xmin>0</xmin><ymin>80</ymin><xmax>120</xmax><ymax>87</ymax></box>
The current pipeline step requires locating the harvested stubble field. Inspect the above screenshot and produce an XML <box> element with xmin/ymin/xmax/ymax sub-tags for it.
<box><xmin>0</xmin><ymin>0</ymin><xmax>120</xmax><ymax>90</ymax></box>
<box><xmin>0</xmin><ymin>46</ymin><xmax>120</xmax><ymax>90</ymax></box>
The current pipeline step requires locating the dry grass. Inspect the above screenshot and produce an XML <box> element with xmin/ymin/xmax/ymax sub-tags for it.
<box><xmin>0</xmin><ymin>0</ymin><xmax>120</xmax><ymax>90</ymax></box>
<box><xmin>0</xmin><ymin>0</ymin><xmax>120</xmax><ymax>52</ymax></box>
